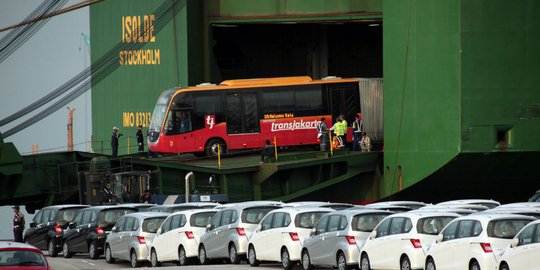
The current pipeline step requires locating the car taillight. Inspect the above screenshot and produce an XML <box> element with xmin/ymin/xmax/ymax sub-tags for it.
<box><xmin>345</xmin><ymin>235</ymin><xmax>357</xmax><ymax>245</ymax></box>
<box><xmin>410</xmin><ymin>239</ymin><xmax>422</xmax><ymax>248</ymax></box>
<box><xmin>289</xmin><ymin>232</ymin><xmax>299</xmax><ymax>241</ymax></box>
<box><xmin>480</xmin><ymin>242</ymin><xmax>492</xmax><ymax>253</ymax></box>
<box><xmin>54</xmin><ymin>225</ymin><xmax>62</xmax><ymax>234</ymax></box>
<box><xmin>96</xmin><ymin>227</ymin><xmax>104</xmax><ymax>235</ymax></box>
<box><xmin>137</xmin><ymin>236</ymin><xmax>146</xmax><ymax>244</ymax></box>
<box><xmin>185</xmin><ymin>231</ymin><xmax>195</xmax><ymax>239</ymax></box>
<box><xmin>236</xmin><ymin>228</ymin><xmax>246</xmax><ymax>236</ymax></box>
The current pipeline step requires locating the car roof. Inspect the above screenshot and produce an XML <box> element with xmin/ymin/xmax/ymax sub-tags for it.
<box><xmin>40</xmin><ymin>204</ymin><xmax>88</xmax><ymax>210</ymax></box>
<box><xmin>122</xmin><ymin>212</ymin><xmax>170</xmax><ymax>219</ymax></box>
<box><xmin>411</xmin><ymin>207</ymin><xmax>478</xmax><ymax>215</ymax></box>
<box><xmin>363</xmin><ymin>205</ymin><xmax>413</xmax><ymax>212</ymax></box>
<box><xmin>85</xmin><ymin>205</ymin><xmax>137</xmax><ymax>211</ymax></box>
<box><xmin>497</xmin><ymin>202</ymin><xmax>540</xmax><ymax>208</ymax></box>
<box><xmin>215</xmin><ymin>201</ymin><xmax>283</xmax><ymax>211</ymax></box>
<box><xmin>457</xmin><ymin>213</ymin><xmax>536</xmax><ymax>222</ymax></box>
<box><xmin>423</xmin><ymin>204</ymin><xmax>489</xmax><ymax>211</ymax></box>
<box><xmin>267</xmin><ymin>206</ymin><xmax>335</xmax><ymax>215</ymax></box>
<box><xmin>151</xmin><ymin>202</ymin><xmax>219</xmax><ymax>208</ymax></box>
<box><xmin>332</xmin><ymin>209</ymin><xmax>394</xmax><ymax>217</ymax></box>
<box><xmin>167</xmin><ymin>208</ymin><xmax>219</xmax><ymax>217</ymax></box>
<box><xmin>437</xmin><ymin>199</ymin><xmax>500</xmax><ymax>206</ymax></box>
<box><xmin>0</xmin><ymin>241</ymin><xmax>43</xmax><ymax>251</ymax></box>
<box><xmin>367</xmin><ymin>201</ymin><xmax>428</xmax><ymax>207</ymax></box>
<box><xmin>386</xmin><ymin>211</ymin><xmax>461</xmax><ymax>219</ymax></box>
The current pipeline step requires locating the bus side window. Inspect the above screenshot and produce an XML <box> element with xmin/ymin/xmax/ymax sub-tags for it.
<box><xmin>166</xmin><ymin>111</ymin><xmax>177</xmax><ymax>135</ymax></box>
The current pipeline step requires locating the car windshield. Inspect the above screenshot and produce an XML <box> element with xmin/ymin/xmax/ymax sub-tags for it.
<box><xmin>352</xmin><ymin>213</ymin><xmax>390</xmax><ymax>232</ymax></box>
<box><xmin>58</xmin><ymin>208</ymin><xmax>83</xmax><ymax>225</ymax></box>
<box><xmin>190</xmin><ymin>212</ymin><xmax>217</xmax><ymax>227</ymax></box>
<box><xmin>0</xmin><ymin>250</ymin><xmax>46</xmax><ymax>266</ymax></box>
<box><xmin>241</xmin><ymin>206</ymin><xmax>280</xmax><ymax>224</ymax></box>
<box><xmin>417</xmin><ymin>216</ymin><xmax>456</xmax><ymax>235</ymax></box>
<box><xmin>295</xmin><ymin>212</ymin><xmax>329</xmax><ymax>228</ymax></box>
<box><xmin>99</xmin><ymin>209</ymin><xmax>137</xmax><ymax>227</ymax></box>
<box><xmin>142</xmin><ymin>217</ymin><xmax>167</xmax><ymax>233</ymax></box>
<box><xmin>487</xmin><ymin>219</ymin><xmax>532</xmax><ymax>239</ymax></box>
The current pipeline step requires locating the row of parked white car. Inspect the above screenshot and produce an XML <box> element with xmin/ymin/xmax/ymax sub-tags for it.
<box><xmin>100</xmin><ymin>199</ymin><xmax>540</xmax><ymax>270</ymax></box>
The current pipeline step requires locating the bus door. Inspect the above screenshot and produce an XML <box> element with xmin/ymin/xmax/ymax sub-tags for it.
<box><xmin>175</xmin><ymin>110</ymin><xmax>194</xmax><ymax>152</ymax></box>
<box><xmin>226</xmin><ymin>92</ymin><xmax>260</xmax><ymax>134</ymax></box>
<box><xmin>164</xmin><ymin>109</ymin><xmax>194</xmax><ymax>152</ymax></box>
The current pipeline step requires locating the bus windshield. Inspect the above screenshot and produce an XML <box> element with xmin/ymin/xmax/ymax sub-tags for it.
<box><xmin>148</xmin><ymin>89</ymin><xmax>175</xmax><ymax>136</ymax></box>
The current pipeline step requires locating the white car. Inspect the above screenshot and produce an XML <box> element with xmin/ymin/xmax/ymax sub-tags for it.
<box><xmin>301</xmin><ymin>209</ymin><xmax>392</xmax><ymax>270</ymax></box>
<box><xmin>105</xmin><ymin>212</ymin><xmax>169</xmax><ymax>267</ymax></box>
<box><xmin>498</xmin><ymin>219</ymin><xmax>540</xmax><ymax>270</ymax></box>
<box><xmin>424</xmin><ymin>214</ymin><xmax>534</xmax><ymax>270</ymax></box>
<box><xmin>248</xmin><ymin>207</ymin><xmax>334</xmax><ymax>269</ymax></box>
<box><xmin>359</xmin><ymin>211</ymin><xmax>460</xmax><ymax>270</ymax></box>
<box><xmin>149</xmin><ymin>209</ymin><xmax>217</xmax><ymax>267</ymax></box>
<box><xmin>198</xmin><ymin>201</ymin><xmax>282</xmax><ymax>264</ymax></box>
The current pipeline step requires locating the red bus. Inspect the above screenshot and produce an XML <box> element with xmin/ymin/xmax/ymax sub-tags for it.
<box><xmin>147</xmin><ymin>76</ymin><xmax>361</xmax><ymax>156</ymax></box>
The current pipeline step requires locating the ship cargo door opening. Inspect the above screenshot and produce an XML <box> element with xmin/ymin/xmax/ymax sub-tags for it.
<box><xmin>210</xmin><ymin>22</ymin><xmax>382</xmax><ymax>81</ymax></box>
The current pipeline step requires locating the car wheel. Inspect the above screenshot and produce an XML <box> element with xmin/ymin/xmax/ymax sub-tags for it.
<box><xmin>198</xmin><ymin>245</ymin><xmax>209</xmax><ymax>265</ymax></box>
<box><xmin>248</xmin><ymin>245</ymin><xmax>259</xmax><ymax>266</ymax></box>
<box><xmin>130</xmin><ymin>250</ymin><xmax>141</xmax><ymax>268</ymax></box>
<box><xmin>150</xmin><ymin>249</ymin><xmax>161</xmax><ymax>267</ymax></box>
<box><xmin>302</xmin><ymin>250</ymin><xmax>314</xmax><ymax>270</ymax></box>
<box><xmin>470</xmin><ymin>260</ymin><xmax>481</xmax><ymax>270</ymax></box>
<box><xmin>337</xmin><ymin>252</ymin><xmax>350</xmax><ymax>270</ymax></box>
<box><xmin>178</xmin><ymin>246</ymin><xmax>190</xmax><ymax>266</ymax></box>
<box><xmin>229</xmin><ymin>243</ymin><xmax>241</xmax><ymax>264</ymax></box>
<box><xmin>282</xmin><ymin>248</ymin><xmax>294</xmax><ymax>270</ymax></box>
<box><xmin>500</xmin><ymin>263</ymin><xmax>509</xmax><ymax>270</ymax></box>
<box><xmin>425</xmin><ymin>258</ymin><xmax>436</xmax><ymax>270</ymax></box>
<box><xmin>48</xmin><ymin>239</ymin><xmax>58</xmax><ymax>257</ymax></box>
<box><xmin>89</xmin><ymin>241</ymin><xmax>99</xmax><ymax>260</ymax></box>
<box><xmin>400</xmin><ymin>255</ymin><xmax>411</xmax><ymax>270</ymax></box>
<box><xmin>62</xmin><ymin>242</ymin><xmax>73</xmax><ymax>258</ymax></box>
<box><xmin>360</xmin><ymin>254</ymin><xmax>371</xmax><ymax>270</ymax></box>
<box><xmin>105</xmin><ymin>244</ymin><xmax>115</xmax><ymax>263</ymax></box>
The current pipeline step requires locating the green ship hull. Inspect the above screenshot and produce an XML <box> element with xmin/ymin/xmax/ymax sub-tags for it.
<box><xmin>87</xmin><ymin>0</ymin><xmax>540</xmax><ymax>203</ymax></box>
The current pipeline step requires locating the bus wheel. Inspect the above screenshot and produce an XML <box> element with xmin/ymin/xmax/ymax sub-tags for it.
<box><xmin>206</xmin><ymin>139</ymin><xmax>226</xmax><ymax>156</ymax></box>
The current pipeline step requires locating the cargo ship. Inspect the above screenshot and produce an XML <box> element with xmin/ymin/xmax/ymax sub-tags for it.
<box><xmin>2</xmin><ymin>0</ymin><xmax>540</xmax><ymax>210</ymax></box>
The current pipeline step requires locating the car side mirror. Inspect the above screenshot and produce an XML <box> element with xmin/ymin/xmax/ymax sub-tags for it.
<box><xmin>255</xmin><ymin>225</ymin><xmax>261</xmax><ymax>233</ymax></box>
<box><xmin>156</xmin><ymin>228</ymin><xmax>162</xmax><ymax>235</ymax></box>
<box><xmin>68</xmin><ymin>222</ymin><xmax>75</xmax><ymax>229</ymax></box>
<box><xmin>511</xmin><ymin>237</ymin><xmax>519</xmax><ymax>248</ymax></box>
<box><xmin>206</xmin><ymin>223</ymin><xmax>213</xmax><ymax>232</ymax></box>
<box><xmin>369</xmin><ymin>230</ymin><xmax>377</xmax><ymax>240</ymax></box>
<box><xmin>310</xmin><ymin>227</ymin><xmax>316</xmax><ymax>236</ymax></box>
<box><xmin>436</xmin><ymin>234</ymin><xmax>443</xmax><ymax>243</ymax></box>
<box><xmin>112</xmin><ymin>227</ymin><xmax>118</xmax><ymax>232</ymax></box>
<box><xmin>29</xmin><ymin>221</ymin><xmax>36</xmax><ymax>228</ymax></box>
